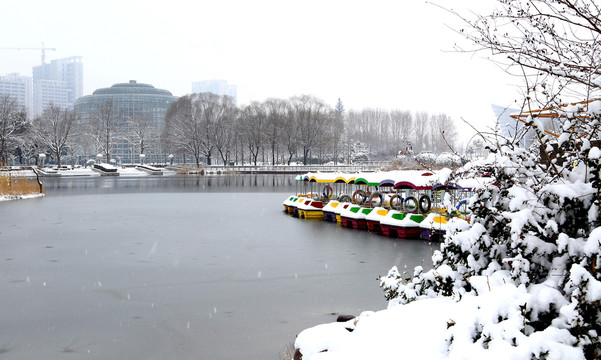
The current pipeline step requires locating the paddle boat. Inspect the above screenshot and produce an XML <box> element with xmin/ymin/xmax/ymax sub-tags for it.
<box><xmin>297</xmin><ymin>198</ymin><xmax>326</xmax><ymax>220</ymax></box>
<box><xmin>375</xmin><ymin>170</ymin><xmax>441</xmax><ymax>238</ymax></box>
<box><xmin>321</xmin><ymin>171</ymin><xmax>357</xmax><ymax>222</ymax></box>
<box><xmin>379</xmin><ymin>210</ymin><xmax>425</xmax><ymax>239</ymax></box>
<box><xmin>283</xmin><ymin>175</ymin><xmax>307</xmax><ymax>214</ymax></box>
<box><xmin>364</xmin><ymin>207</ymin><xmax>389</xmax><ymax>233</ymax></box>
<box><xmin>418</xmin><ymin>177</ymin><xmax>492</xmax><ymax>240</ymax></box>
<box><xmin>291</xmin><ymin>196</ymin><xmax>310</xmax><ymax>218</ymax></box>
<box><xmin>335</xmin><ymin>202</ymin><xmax>352</xmax><ymax>224</ymax></box>
<box><xmin>419</xmin><ymin>212</ymin><xmax>449</xmax><ymax>241</ymax></box>
<box><xmin>339</xmin><ymin>204</ymin><xmax>373</xmax><ymax>230</ymax></box>
<box><xmin>322</xmin><ymin>199</ymin><xmax>341</xmax><ymax>222</ymax></box>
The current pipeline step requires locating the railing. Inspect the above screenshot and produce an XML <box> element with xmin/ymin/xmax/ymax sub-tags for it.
<box><xmin>198</xmin><ymin>162</ymin><xmax>388</xmax><ymax>174</ymax></box>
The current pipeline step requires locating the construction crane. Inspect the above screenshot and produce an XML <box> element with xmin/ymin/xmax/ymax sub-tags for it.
<box><xmin>0</xmin><ymin>42</ymin><xmax>56</xmax><ymax>65</ymax></box>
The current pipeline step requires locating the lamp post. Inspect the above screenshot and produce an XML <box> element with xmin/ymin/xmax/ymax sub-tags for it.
<box><xmin>168</xmin><ymin>154</ymin><xmax>174</xmax><ymax>166</ymax></box>
<box><xmin>139</xmin><ymin>154</ymin><xmax>146</xmax><ymax>165</ymax></box>
<box><xmin>38</xmin><ymin>153</ymin><xmax>46</xmax><ymax>168</ymax></box>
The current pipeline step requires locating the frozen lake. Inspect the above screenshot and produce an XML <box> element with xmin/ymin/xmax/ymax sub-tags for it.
<box><xmin>0</xmin><ymin>175</ymin><xmax>435</xmax><ymax>359</ymax></box>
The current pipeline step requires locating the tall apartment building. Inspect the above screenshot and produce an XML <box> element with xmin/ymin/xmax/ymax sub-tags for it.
<box><xmin>32</xmin><ymin>56</ymin><xmax>83</xmax><ymax>116</ymax></box>
<box><xmin>0</xmin><ymin>73</ymin><xmax>33</xmax><ymax>112</ymax></box>
<box><xmin>192</xmin><ymin>80</ymin><xmax>237</xmax><ymax>104</ymax></box>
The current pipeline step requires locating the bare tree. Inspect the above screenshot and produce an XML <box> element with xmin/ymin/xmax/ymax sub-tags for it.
<box><xmin>239</xmin><ymin>101</ymin><xmax>266</xmax><ymax>165</ymax></box>
<box><xmin>389</xmin><ymin>110</ymin><xmax>413</xmax><ymax>151</ymax></box>
<box><xmin>264</xmin><ymin>98</ymin><xmax>288</xmax><ymax>165</ymax></box>
<box><xmin>412</xmin><ymin>111</ymin><xmax>431</xmax><ymax>153</ymax></box>
<box><xmin>213</xmin><ymin>95</ymin><xmax>238</xmax><ymax>165</ymax></box>
<box><xmin>33</xmin><ymin>104</ymin><xmax>77</xmax><ymax>168</ymax></box>
<box><xmin>0</xmin><ymin>95</ymin><xmax>28</xmax><ymax>166</ymax></box>
<box><xmin>430</xmin><ymin>113</ymin><xmax>458</xmax><ymax>153</ymax></box>
<box><xmin>164</xmin><ymin>95</ymin><xmax>203</xmax><ymax>167</ymax></box>
<box><xmin>279</xmin><ymin>104</ymin><xmax>298</xmax><ymax>165</ymax></box>
<box><xmin>124</xmin><ymin>112</ymin><xmax>157</xmax><ymax>160</ymax></box>
<box><xmin>194</xmin><ymin>92</ymin><xmax>228</xmax><ymax>165</ymax></box>
<box><xmin>33</xmin><ymin>104</ymin><xmax>76</xmax><ymax>167</ymax></box>
<box><xmin>452</xmin><ymin>0</ymin><xmax>601</xmax><ymax>112</ymax></box>
<box><xmin>86</xmin><ymin>98</ymin><xmax>119</xmax><ymax>163</ymax></box>
<box><xmin>290</xmin><ymin>95</ymin><xmax>333</xmax><ymax>165</ymax></box>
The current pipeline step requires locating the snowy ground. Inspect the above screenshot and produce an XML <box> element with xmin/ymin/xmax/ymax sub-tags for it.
<box><xmin>1</xmin><ymin>167</ymin><xmax>176</xmax><ymax>201</ymax></box>
<box><xmin>0</xmin><ymin>193</ymin><xmax>45</xmax><ymax>202</ymax></box>
<box><xmin>4</xmin><ymin>166</ymin><xmax>177</xmax><ymax>178</ymax></box>
<box><xmin>295</xmin><ymin>271</ymin><xmax>584</xmax><ymax>359</ymax></box>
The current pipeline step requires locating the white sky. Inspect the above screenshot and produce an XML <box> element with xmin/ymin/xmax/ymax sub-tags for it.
<box><xmin>1</xmin><ymin>0</ymin><xmax>522</xmax><ymax>134</ymax></box>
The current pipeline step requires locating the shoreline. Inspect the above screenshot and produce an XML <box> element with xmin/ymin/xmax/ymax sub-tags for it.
<box><xmin>0</xmin><ymin>193</ymin><xmax>45</xmax><ymax>202</ymax></box>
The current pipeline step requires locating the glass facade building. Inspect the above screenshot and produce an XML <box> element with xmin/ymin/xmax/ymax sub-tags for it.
<box><xmin>74</xmin><ymin>80</ymin><xmax>178</xmax><ymax>164</ymax></box>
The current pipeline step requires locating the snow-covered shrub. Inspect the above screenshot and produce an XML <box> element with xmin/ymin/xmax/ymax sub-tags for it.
<box><xmin>416</xmin><ymin>151</ymin><xmax>437</xmax><ymax>165</ymax></box>
<box><xmin>435</xmin><ymin>152</ymin><xmax>463</xmax><ymax>167</ymax></box>
<box><xmin>380</xmin><ymin>109</ymin><xmax>601</xmax><ymax>357</ymax></box>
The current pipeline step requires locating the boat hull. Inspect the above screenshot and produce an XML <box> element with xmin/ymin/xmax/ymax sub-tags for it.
<box><xmin>420</xmin><ymin>228</ymin><xmax>445</xmax><ymax>242</ymax></box>
<box><xmin>323</xmin><ymin>211</ymin><xmax>337</xmax><ymax>222</ymax></box>
<box><xmin>340</xmin><ymin>217</ymin><xmax>368</xmax><ymax>230</ymax></box>
<box><xmin>380</xmin><ymin>224</ymin><xmax>422</xmax><ymax>239</ymax></box>
<box><xmin>366</xmin><ymin>220</ymin><xmax>381</xmax><ymax>233</ymax></box>
<box><xmin>298</xmin><ymin>209</ymin><xmax>324</xmax><ymax>220</ymax></box>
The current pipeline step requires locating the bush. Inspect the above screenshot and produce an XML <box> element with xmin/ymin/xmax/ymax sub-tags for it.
<box><xmin>380</xmin><ymin>105</ymin><xmax>601</xmax><ymax>357</ymax></box>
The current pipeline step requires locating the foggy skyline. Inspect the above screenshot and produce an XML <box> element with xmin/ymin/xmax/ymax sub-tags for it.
<box><xmin>1</xmin><ymin>0</ymin><xmax>520</xmax><ymax>131</ymax></box>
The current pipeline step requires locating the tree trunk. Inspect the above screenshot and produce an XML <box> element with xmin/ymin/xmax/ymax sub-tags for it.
<box><xmin>271</xmin><ymin>141</ymin><xmax>276</xmax><ymax>165</ymax></box>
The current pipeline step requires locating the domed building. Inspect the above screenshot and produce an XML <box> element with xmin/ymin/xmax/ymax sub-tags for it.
<box><xmin>74</xmin><ymin>80</ymin><xmax>178</xmax><ymax>164</ymax></box>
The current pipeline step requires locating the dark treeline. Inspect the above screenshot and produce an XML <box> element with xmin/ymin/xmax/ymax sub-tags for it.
<box><xmin>0</xmin><ymin>92</ymin><xmax>458</xmax><ymax>167</ymax></box>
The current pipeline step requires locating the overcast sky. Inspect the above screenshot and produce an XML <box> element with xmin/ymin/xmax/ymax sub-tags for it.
<box><xmin>2</xmin><ymin>0</ymin><xmax>521</xmax><ymax>133</ymax></box>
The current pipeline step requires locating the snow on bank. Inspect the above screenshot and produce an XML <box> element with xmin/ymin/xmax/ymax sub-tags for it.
<box><xmin>4</xmin><ymin>167</ymin><xmax>174</xmax><ymax>177</ymax></box>
<box><xmin>0</xmin><ymin>193</ymin><xmax>45</xmax><ymax>202</ymax></box>
<box><xmin>295</xmin><ymin>272</ymin><xmax>584</xmax><ymax>359</ymax></box>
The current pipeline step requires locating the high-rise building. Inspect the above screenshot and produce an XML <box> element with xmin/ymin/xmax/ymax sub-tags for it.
<box><xmin>0</xmin><ymin>73</ymin><xmax>33</xmax><ymax>112</ymax></box>
<box><xmin>74</xmin><ymin>80</ymin><xmax>177</xmax><ymax>164</ymax></box>
<box><xmin>192</xmin><ymin>80</ymin><xmax>237</xmax><ymax>104</ymax></box>
<box><xmin>32</xmin><ymin>56</ymin><xmax>82</xmax><ymax>116</ymax></box>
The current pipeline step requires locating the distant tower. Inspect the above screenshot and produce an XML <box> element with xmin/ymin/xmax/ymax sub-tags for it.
<box><xmin>32</xmin><ymin>56</ymin><xmax>83</xmax><ymax>116</ymax></box>
<box><xmin>192</xmin><ymin>80</ymin><xmax>237</xmax><ymax>104</ymax></box>
<box><xmin>0</xmin><ymin>73</ymin><xmax>33</xmax><ymax>113</ymax></box>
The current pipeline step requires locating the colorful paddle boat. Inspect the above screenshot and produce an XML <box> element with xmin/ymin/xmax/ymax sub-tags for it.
<box><xmin>365</xmin><ymin>207</ymin><xmax>389</xmax><ymax>233</ymax></box>
<box><xmin>297</xmin><ymin>198</ymin><xmax>326</xmax><ymax>220</ymax></box>
<box><xmin>339</xmin><ymin>204</ymin><xmax>373</xmax><ymax>230</ymax></box>
<box><xmin>379</xmin><ymin>210</ymin><xmax>425</xmax><ymax>239</ymax></box>
<box><xmin>419</xmin><ymin>212</ymin><xmax>449</xmax><ymax>241</ymax></box>
<box><xmin>322</xmin><ymin>200</ymin><xmax>341</xmax><ymax>222</ymax></box>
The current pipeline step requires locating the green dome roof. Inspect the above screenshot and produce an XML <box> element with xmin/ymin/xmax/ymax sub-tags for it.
<box><xmin>92</xmin><ymin>80</ymin><xmax>173</xmax><ymax>97</ymax></box>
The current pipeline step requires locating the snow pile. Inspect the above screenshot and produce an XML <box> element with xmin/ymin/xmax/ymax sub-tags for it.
<box><xmin>0</xmin><ymin>193</ymin><xmax>45</xmax><ymax>202</ymax></box>
<box><xmin>435</xmin><ymin>152</ymin><xmax>463</xmax><ymax>166</ymax></box>
<box><xmin>297</xmin><ymin>275</ymin><xmax>583</xmax><ymax>359</ymax></box>
<box><xmin>295</xmin><ymin>107</ymin><xmax>600</xmax><ymax>359</ymax></box>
